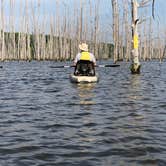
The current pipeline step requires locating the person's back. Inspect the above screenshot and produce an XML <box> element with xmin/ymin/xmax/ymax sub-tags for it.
<box><xmin>74</xmin><ymin>60</ymin><xmax>95</xmax><ymax>76</ymax></box>
<box><xmin>74</xmin><ymin>43</ymin><xmax>96</xmax><ymax>76</ymax></box>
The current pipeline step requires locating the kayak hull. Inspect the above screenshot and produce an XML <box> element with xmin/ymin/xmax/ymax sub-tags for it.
<box><xmin>70</xmin><ymin>74</ymin><xmax>99</xmax><ymax>83</ymax></box>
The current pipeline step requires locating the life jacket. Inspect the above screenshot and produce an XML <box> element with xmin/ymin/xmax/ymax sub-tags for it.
<box><xmin>80</xmin><ymin>51</ymin><xmax>91</xmax><ymax>61</ymax></box>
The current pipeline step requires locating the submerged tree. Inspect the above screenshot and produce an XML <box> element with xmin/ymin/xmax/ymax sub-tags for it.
<box><xmin>130</xmin><ymin>0</ymin><xmax>156</xmax><ymax>74</ymax></box>
<box><xmin>130</xmin><ymin>0</ymin><xmax>141</xmax><ymax>74</ymax></box>
<box><xmin>111</xmin><ymin>0</ymin><xmax>119</xmax><ymax>63</ymax></box>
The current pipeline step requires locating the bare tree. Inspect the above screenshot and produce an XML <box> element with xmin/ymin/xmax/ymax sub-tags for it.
<box><xmin>112</xmin><ymin>0</ymin><xmax>119</xmax><ymax>63</ymax></box>
<box><xmin>130</xmin><ymin>0</ymin><xmax>141</xmax><ymax>74</ymax></box>
<box><xmin>0</xmin><ymin>0</ymin><xmax>5</xmax><ymax>60</ymax></box>
<box><xmin>123</xmin><ymin>0</ymin><xmax>131</xmax><ymax>61</ymax></box>
<box><xmin>130</xmin><ymin>0</ymin><xmax>156</xmax><ymax>73</ymax></box>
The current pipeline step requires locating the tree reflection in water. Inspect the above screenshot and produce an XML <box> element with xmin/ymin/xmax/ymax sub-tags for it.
<box><xmin>76</xmin><ymin>83</ymin><xmax>97</xmax><ymax>106</ymax></box>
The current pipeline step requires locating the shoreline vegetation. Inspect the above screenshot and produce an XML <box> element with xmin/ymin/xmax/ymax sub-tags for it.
<box><xmin>0</xmin><ymin>0</ymin><xmax>165</xmax><ymax>62</ymax></box>
<box><xmin>0</xmin><ymin>31</ymin><xmax>165</xmax><ymax>62</ymax></box>
<box><xmin>0</xmin><ymin>31</ymin><xmax>114</xmax><ymax>61</ymax></box>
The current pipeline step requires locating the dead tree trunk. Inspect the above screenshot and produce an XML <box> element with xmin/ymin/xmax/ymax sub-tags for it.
<box><xmin>1</xmin><ymin>0</ymin><xmax>5</xmax><ymax>61</ymax></box>
<box><xmin>123</xmin><ymin>0</ymin><xmax>131</xmax><ymax>61</ymax></box>
<box><xmin>112</xmin><ymin>0</ymin><xmax>119</xmax><ymax>63</ymax></box>
<box><xmin>130</xmin><ymin>0</ymin><xmax>141</xmax><ymax>74</ymax></box>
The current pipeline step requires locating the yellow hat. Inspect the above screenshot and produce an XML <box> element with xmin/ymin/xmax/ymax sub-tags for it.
<box><xmin>79</xmin><ymin>43</ymin><xmax>88</xmax><ymax>51</ymax></box>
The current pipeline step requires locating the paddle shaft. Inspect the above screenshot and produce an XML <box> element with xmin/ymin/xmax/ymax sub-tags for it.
<box><xmin>50</xmin><ymin>65</ymin><xmax>75</xmax><ymax>68</ymax></box>
<box><xmin>50</xmin><ymin>64</ymin><xmax>120</xmax><ymax>68</ymax></box>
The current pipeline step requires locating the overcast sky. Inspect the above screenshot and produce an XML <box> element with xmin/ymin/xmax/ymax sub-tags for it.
<box><xmin>1</xmin><ymin>0</ymin><xmax>165</xmax><ymax>24</ymax></box>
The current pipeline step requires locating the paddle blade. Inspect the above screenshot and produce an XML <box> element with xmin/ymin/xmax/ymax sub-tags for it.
<box><xmin>96</xmin><ymin>64</ymin><xmax>120</xmax><ymax>67</ymax></box>
<box><xmin>104</xmin><ymin>64</ymin><xmax>120</xmax><ymax>67</ymax></box>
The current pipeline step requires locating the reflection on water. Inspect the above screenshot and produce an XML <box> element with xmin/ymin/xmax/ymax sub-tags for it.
<box><xmin>75</xmin><ymin>83</ymin><xmax>96</xmax><ymax>106</ymax></box>
<box><xmin>128</xmin><ymin>75</ymin><xmax>143</xmax><ymax>101</ymax></box>
<box><xmin>72</xmin><ymin>83</ymin><xmax>98</xmax><ymax>145</ymax></box>
<box><xmin>0</xmin><ymin>61</ymin><xmax>166</xmax><ymax>166</ymax></box>
<box><xmin>127</xmin><ymin>74</ymin><xmax>146</xmax><ymax>120</ymax></box>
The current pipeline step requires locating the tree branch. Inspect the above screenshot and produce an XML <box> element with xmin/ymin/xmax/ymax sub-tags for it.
<box><xmin>139</xmin><ymin>0</ymin><xmax>151</xmax><ymax>7</ymax></box>
<box><xmin>152</xmin><ymin>0</ymin><xmax>155</xmax><ymax>19</ymax></box>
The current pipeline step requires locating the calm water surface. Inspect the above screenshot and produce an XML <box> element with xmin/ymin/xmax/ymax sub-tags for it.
<box><xmin>0</xmin><ymin>61</ymin><xmax>166</xmax><ymax>166</ymax></box>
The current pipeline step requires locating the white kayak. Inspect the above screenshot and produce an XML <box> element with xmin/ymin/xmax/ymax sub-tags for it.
<box><xmin>69</xmin><ymin>74</ymin><xmax>99</xmax><ymax>83</ymax></box>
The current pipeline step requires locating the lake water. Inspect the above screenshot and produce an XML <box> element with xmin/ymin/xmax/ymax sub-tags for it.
<box><xmin>0</xmin><ymin>61</ymin><xmax>166</xmax><ymax>166</ymax></box>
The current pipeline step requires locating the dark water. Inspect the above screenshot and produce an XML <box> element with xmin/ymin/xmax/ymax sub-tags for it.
<box><xmin>0</xmin><ymin>61</ymin><xmax>166</xmax><ymax>166</ymax></box>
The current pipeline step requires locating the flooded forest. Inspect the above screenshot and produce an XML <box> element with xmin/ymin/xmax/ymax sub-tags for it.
<box><xmin>0</xmin><ymin>0</ymin><xmax>165</xmax><ymax>61</ymax></box>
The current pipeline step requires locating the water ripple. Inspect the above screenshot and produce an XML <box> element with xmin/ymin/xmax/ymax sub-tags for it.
<box><xmin>0</xmin><ymin>61</ymin><xmax>166</xmax><ymax>166</ymax></box>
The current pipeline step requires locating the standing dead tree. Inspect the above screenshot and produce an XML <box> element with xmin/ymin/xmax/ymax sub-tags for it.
<box><xmin>123</xmin><ymin>0</ymin><xmax>131</xmax><ymax>61</ymax></box>
<box><xmin>0</xmin><ymin>0</ymin><xmax>5</xmax><ymax>61</ymax></box>
<box><xmin>130</xmin><ymin>0</ymin><xmax>141</xmax><ymax>74</ymax></box>
<box><xmin>130</xmin><ymin>0</ymin><xmax>156</xmax><ymax>74</ymax></box>
<box><xmin>112</xmin><ymin>0</ymin><xmax>119</xmax><ymax>63</ymax></box>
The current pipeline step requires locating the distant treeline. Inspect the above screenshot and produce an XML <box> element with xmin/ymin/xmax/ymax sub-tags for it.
<box><xmin>0</xmin><ymin>31</ymin><xmax>165</xmax><ymax>61</ymax></box>
<box><xmin>0</xmin><ymin>31</ymin><xmax>114</xmax><ymax>61</ymax></box>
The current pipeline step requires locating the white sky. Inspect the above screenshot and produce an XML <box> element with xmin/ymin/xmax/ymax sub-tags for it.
<box><xmin>0</xmin><ymin>0</ymin><xmax>165</xmax><ymax>42</ymax></box>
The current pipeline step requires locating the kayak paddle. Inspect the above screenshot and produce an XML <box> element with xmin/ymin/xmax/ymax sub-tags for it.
<box><xmin>50</xmin><ymin>64</ymin><xmax>120</xmax><ymax>68</ymax></box>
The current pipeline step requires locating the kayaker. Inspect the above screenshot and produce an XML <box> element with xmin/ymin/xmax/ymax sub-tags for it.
<box><xmin>74</xmin><ymin>43</ymin><xmax>96</xmax><ymax>76</ymax></box>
